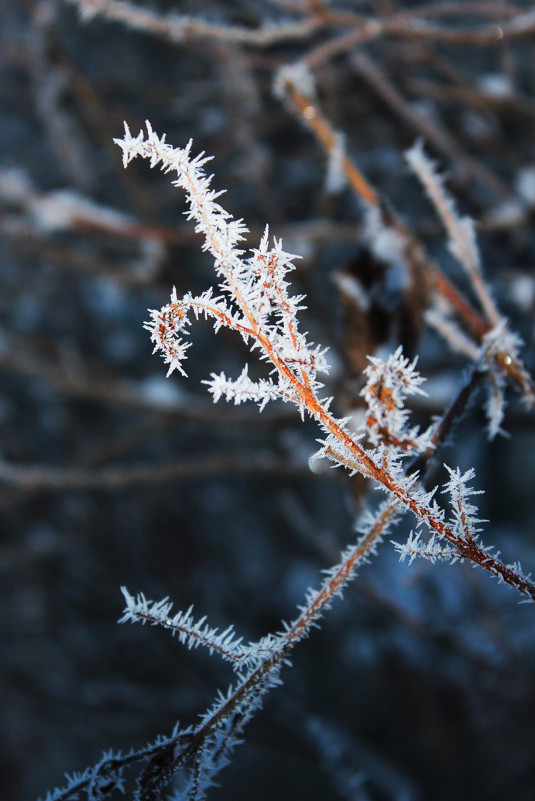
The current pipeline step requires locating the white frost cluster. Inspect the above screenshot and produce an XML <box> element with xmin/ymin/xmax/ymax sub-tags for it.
<box><xmin>205</xmin><ymin>365</ymin><xmax>285</xmax><ymax>411</ymax></box>
<box><xmin>394</xmin><ymin>466</ymin><xmax>484</xmax><ymax>566</ymax></box>
<box><xmin>314</xmin><ymin>347</ymin><xmax>432</xmax><ymax>481</ymax></box>
<box><xmin>360</xmin><ymin>346</ymin><xmax>427</xmax><ymax>450</ymax></box>
<box><xmin>394</xmin><ymin>530</ymin><xmax>460</xmax><ymax>565</ymax></box>
<box><xmin>442</xmin><ymin>465</ymin><xmax>485</xmax><ymax>541</ymax></box>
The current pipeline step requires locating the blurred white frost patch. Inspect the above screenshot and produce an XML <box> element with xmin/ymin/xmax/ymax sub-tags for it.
<box><xmin>273</xmin><ymin>61</ymin><xmax>315</xmax><ymax>100</ymax></box>
<box><xmin>515</xmin><ymin>164</ymin><xmax>535</xmax><ymax>207</ymax></box>
<box><xmin>29</xmin><ymin>189</ymin><xmax>133</xmax><ymax>233</ymax></box>
<box><xmin>325</xmin><ymin>132</ymin><xmax>347</xmax><ymax>194</ymax></box>
<box><xmin>483</xmin><ymin>198</ymin><xmax>525</xmax><ymax>230</ymax></box>
<box><xmin>0</xmin><ymin>167</ymin><xmax>33</xmax><ymax>203</ymax></box>
<box><xmin>362</xmin><ymin>205</ymin><xmax>406</xmax><ymax>267</ymax></box>
<box><xmin>140</xmin><ymin>375</ymin><xmax>183</xmax><ymax>408</ymax></box>
<box><xmin>478</xmin><ymin>73</ymin><xmax>512</xmax><ymax>99</ymax></box>
<box><xmin>509</xmin><ymin>275</ymin><xmax>535</xmax><ymax>312</ymax></box>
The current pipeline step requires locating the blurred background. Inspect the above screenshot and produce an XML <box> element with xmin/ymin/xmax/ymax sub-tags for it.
<box><xmin>1</xmin><ymin>1</ymin><xmax>535</xmax><ymax>799</ymax></box>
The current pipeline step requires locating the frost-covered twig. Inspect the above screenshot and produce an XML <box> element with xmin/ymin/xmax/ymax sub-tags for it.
<box><xmin>115</xmin><ymin>121</ymin><xmax>535</xmax><ymax>602</ymax></box>
<box><xmin>127</xmin><ymin>500</ymin><xmax>400</xmax><ymax>796</ymax></box>
<box><xmin>120</xmin><ymin>588</ymin><xmax>282</xmax><ymax>672</ymax></box>
<box><xmin>43</xmin><ymin>500</ymin><xmax>399</xmax><ymax>801</ymax></box>
<box><xmin>406</xmin><ymin>140</ymin><xmax>501</xmax><ymax>325</ymax></box>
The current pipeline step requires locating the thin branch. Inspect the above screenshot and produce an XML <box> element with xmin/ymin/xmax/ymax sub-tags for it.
<box><xmin>303</xmin><ymin>6</ymin><xmax>535</xmax><ymax>69</ymax></box>
<box><xmin>64</xmin><ymin>0</ymin><xmax>323</xmax><ymax>46</ymax></box>
<box><xmin>0</xmin><ymin>452</ymin><xmax>311</xmax><ymax>492</ymax></box>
